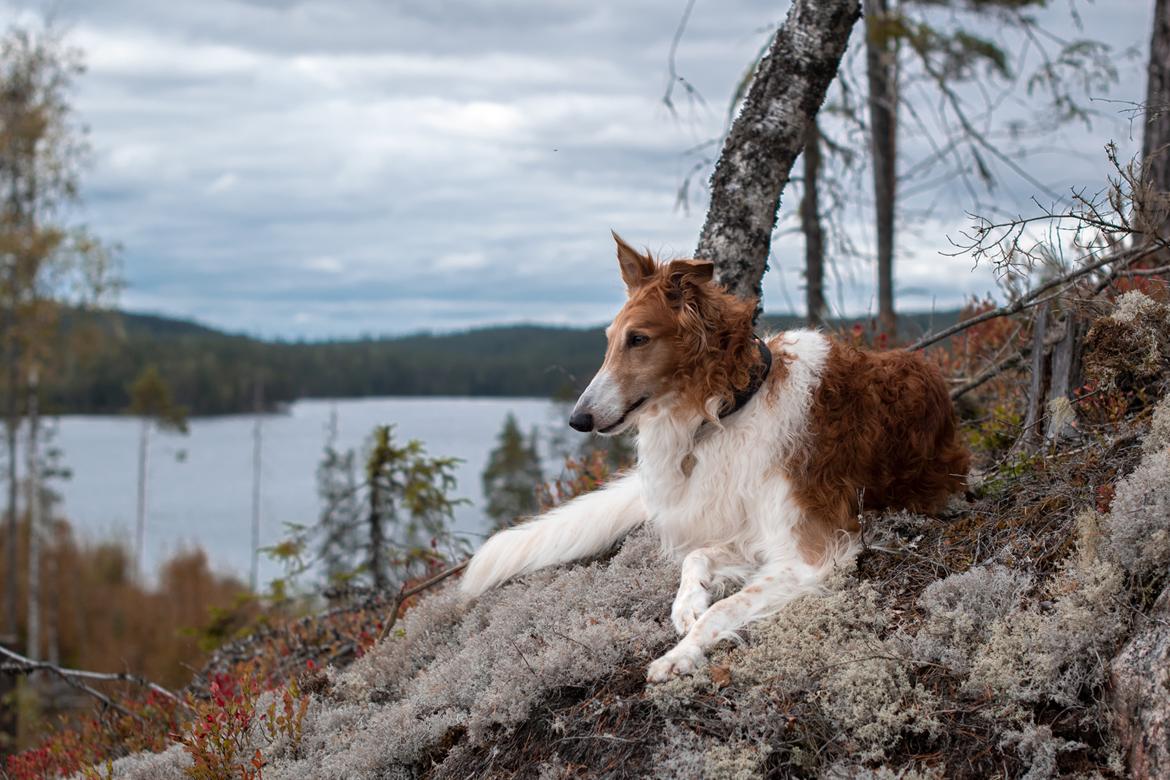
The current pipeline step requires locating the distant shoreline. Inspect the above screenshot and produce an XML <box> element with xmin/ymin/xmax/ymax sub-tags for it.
<box><xmin>46</xmin><ymin>308</ymin><xmax>963</xmax><ymax>417</ymax></box>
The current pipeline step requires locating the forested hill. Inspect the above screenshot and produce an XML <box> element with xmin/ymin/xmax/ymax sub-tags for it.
<box><xmin>46</xmin><ymin>308</ymin><xmax>961</xmax><ymax>416</ymax></box>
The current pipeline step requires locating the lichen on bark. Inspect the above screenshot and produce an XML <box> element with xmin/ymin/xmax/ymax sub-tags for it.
<box><xmin>694</xmin><ymin>0</ymin><xmax>861</xmax><ymax>311</ymax></box>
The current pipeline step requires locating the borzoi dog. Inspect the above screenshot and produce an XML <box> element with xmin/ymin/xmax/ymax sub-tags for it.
<box><xmin>461</xmin><ymin>233</ymin><xmax>970</xmax><ymax>682</ymax></box>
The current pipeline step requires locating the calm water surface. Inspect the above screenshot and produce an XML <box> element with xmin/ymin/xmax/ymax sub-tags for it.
<box><xmin>51</xmin><ymin>397</ymin><xmax>563</xmax><ymax>587</ymax></box>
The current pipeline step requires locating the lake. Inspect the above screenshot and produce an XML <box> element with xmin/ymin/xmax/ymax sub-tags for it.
<box><xmin>48</xmin><ymin>397</ymin><xmax>565</xmax><ymax>588</ymax></box>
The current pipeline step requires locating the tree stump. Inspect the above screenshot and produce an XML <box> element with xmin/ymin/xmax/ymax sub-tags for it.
<box><xmin>1020</xmin><ymin>299</ymin><xmax>1084</xmax><ymax>453</ymax></box>
<box><xmin>0</xmin><ymin>635</ymin><xmax>16</xmax><ymax>747</ymax></box>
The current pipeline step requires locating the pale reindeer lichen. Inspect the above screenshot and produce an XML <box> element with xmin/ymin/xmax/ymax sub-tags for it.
<box><xmin>909</xmin><ymin>565</ymin><xmax>1032</xmax><ymax>674</ymax></box>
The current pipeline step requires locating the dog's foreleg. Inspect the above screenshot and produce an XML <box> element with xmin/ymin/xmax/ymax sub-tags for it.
<box><xmin>670</xmin><ymin>547</ymin><xmax>736</xmax><ymax>635</ymax></box>
<box><xmin>648</xmin><ymin>564</ymin><xmax>819</xmax><ymax>682</ymax></box>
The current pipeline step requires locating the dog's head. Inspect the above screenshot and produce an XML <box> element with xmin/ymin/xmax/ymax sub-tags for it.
<box><xmin>568</xmin><ymin>233</ymin><xmax>758</xmax><ymax>435</ymax></box>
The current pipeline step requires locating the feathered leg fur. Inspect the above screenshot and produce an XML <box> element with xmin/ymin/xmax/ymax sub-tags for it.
<box><xmin>459</xmin><ymin>472</ymin><xmax>646</xmax><ymax>597</ymax></box>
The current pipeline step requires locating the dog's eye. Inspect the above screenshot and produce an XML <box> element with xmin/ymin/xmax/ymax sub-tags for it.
<box><xmin>626</xmin><ymin>332</ymin><xmax>649</xmax><ymax>348</ymax></box>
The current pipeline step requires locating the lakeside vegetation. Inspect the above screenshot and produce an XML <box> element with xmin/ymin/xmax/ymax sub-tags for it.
<box><xmin>45</xmin><ymin>308</ymin><xmax>962</xmax><ymax>416</ymax></box>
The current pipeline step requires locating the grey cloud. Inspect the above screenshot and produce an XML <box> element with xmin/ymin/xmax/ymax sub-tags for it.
<box><xmin>0</xmin><ymin>0</ymin><xmax>1153</xmax><ymax>337</ymax></box>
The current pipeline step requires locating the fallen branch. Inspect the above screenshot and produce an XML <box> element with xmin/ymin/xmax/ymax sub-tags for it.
<box><xmin>0</xmin><ymin>644</ymin><xmax>189</xmax><ymax>719</ymax></box>
<box><xmin>378</xmin><ymin>559</ymin><xmax>469</xmax><ymax>642</ymax></box>
<box><xmin>909</xmin><ymin>245</ymin><xmax>1161</xmax><ymax>352</ymax></box>
<box><xmin>950</xmin><ymin>352</ymin><xmax>1025</xmax><ymax>401</ymax></box>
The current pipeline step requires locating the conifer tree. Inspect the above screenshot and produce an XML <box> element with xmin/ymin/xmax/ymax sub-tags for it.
<box><xmin>482</xmin><ymin>413</ymin><xmax>543</xmax><ymax>532</ymax></box>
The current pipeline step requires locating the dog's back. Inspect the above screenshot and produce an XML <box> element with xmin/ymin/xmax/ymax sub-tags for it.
<box><xmin>787</xmin><ymin>338</ymin><xmax>970</xmax><ymax>551</ymax></box>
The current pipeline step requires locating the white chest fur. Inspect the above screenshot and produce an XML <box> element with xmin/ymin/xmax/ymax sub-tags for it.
<box><xmin>634</xmin><ymin>330</ymin><xmax>831</xmax><ymax>570</ymax></box>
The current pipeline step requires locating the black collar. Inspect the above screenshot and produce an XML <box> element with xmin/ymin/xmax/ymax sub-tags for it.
<box><xmin>718</xmin><ymin>335</ymin><xmax>772</xmax><ymax>420</ymax></box>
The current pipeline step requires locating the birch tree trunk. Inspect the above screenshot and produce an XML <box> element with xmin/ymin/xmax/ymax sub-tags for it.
<box><xmin>1142</xmin><ymin>0</ymin><xmax>1170</xmax><ymax>242</ymax></box>
<box><xmin>864</xmin><ymin>0</ymin><xmax>899</xmax><ymax>336</ymax></box>
<box><xmin>24</xmin><ymin>367</ymin><xmax>39</xmax><ymax>661</ymax></box>
<box><xmin>801</xmin><ymin>121</ymin><xmax>828</xmax><ymax>327</ymax></box>
<box><xmin>135</xmin><ymin>419</ymin><xmax>149</xmax><ymax>580</ymax></box>
<box><xmin>694</xmin><ymin>0</ymin><xmax>861</xmax><ymax>308</ymax></box>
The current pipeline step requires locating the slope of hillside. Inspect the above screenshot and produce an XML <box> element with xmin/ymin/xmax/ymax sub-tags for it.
<box><xmin>92</xmin><ymin>294</ymin><xmax>1170</xmax><ymax>779</ymax></box>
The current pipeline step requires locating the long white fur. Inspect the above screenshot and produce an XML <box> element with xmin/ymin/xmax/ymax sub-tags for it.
<box><xmin>460</xmin><ymin>329</ymin><xmax>857</xmax><ymax>681</ymax></box>
<box><xmin>460</xmin><ymin>471</ymin><xmax>646</xmax><ymax>597</ymax></box>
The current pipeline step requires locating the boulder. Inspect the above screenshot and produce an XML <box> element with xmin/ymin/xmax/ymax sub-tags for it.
<box><xmin>1112</xmin><ymin>586</ymin><xmax>1170</xmax><ymax>779</ymax></box>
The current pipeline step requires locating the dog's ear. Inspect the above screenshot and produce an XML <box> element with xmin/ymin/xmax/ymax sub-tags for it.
<box><xmin>665</xmin><ymin>259</ymin><xmax>715</xmax><ymax>307</ymax></box>
<box><xmin>613</xmin><ymin>231</ymin><xmax>655</xmax><ymax>292</ymax></box>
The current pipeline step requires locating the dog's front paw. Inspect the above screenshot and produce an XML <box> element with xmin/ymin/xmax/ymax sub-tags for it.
<box><xmin>646</xmin><ymin>643</ymin><xmax>704</xmax><ymax>683</ymax></box>
<box><xmin>670</xmin><ymin>588</ymin><xmax>709</xmax><ymax>635</ymax></box>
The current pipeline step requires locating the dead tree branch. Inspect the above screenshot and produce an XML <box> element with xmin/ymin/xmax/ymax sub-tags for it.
<box><xmin>662</xmin><ymin>0</ymin><xmax>703</xmax><ymax>117</ymax></box>
<box><xmin>951</xmin><ymin>352</ymin><xmax>1025</xmax><ymax>401</ymax></box>
<box><xmin>1119</xmin><ymin>263</ymin><xmax>1170</xmax><ymax>277</ymax></box>
<box><xmin>378</xmin><ymin>559</ymin><xmax>469</xmax><ymax>641</ymax></box>
<box><xmin>909</xmin><ymin>245</ymin><xmax>1160</xmax><ymax>352</ymax></box>
<box><xmin>0</xmin><ymin>643</ymin><xmax>188</xmax><ymax>719</ymax></box>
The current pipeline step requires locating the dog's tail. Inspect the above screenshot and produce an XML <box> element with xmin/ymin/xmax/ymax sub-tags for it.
<box><xmin>460</xmin><ymin>471</ymin><xmax>646</xmax><ymax>597</ymax></box>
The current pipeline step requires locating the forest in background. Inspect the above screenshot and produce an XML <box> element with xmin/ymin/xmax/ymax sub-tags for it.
<box><xmin>45</xmin><ymin>307</ymin><xmax>962</xmax><ymax>415</ymax></box>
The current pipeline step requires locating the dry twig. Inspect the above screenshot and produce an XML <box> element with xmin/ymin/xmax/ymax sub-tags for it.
<box><xmin>0</xmin><ymin>643</ymin><xmax>188</xmax><ymax>720</ymax></box>
<box><xmin>377</xmin><ymin>558</ymin><xmax>469</xmax><ymax>641</ymax></box>
<box><xmin>909</xmin><ymin>245</ymin><xmax>1161</xmax><ymax>353</ymax></box>
<box><xmin>950</xmin><ymin>352</ymin><xmax>1026</xmax><ymax>401</ymax></box>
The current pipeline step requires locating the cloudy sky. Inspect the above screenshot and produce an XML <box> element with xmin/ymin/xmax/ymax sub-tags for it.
<box><xmin>0</xmin><ymin>0</ymin><xmax>1155</xmax><ymax>337</ymax></box>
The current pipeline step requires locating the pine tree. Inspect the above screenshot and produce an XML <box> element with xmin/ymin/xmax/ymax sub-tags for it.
<box><xmin>316</xmin><ymin>407</ymin><xmax>360</xmax><ymax>585</ymax></box>
<box><xmin>299</xmin><ymin>423</ymin><xmax>465</xmax><ymax>592</ymax></box>
<box><xmin>363</xmin><ymin>425</ymin><xmax>463</xmax><ymax>589</ymax></box>
<box><xmin>482</xmin><ymin>413</ymin><xmax>543</xmax><ymax>532</ymax></box>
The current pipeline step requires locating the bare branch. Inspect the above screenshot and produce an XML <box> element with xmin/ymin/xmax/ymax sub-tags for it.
<box><xmin>377</xmin><ymin>558</ymin><xmax>469</xmax><ymax>642</ymax></box>
<box><xmin>1121</xmin><ymin>263</ymin><xmax>1170</xmax><ymax>277</ymax></box>
<box><xmin>662</xmin><ymin>0</ymin><xmax>703</xmax><ymax>118</ymax></box>
<box><xmin>950</xmin><ymin>352</ymin><xmax>1025</xmax><ymax>401</ymax></box>
<box><xmin>909</xmin><ymin>245</ymin><xmax>1160</xmax><ymax>352</ymax></box>
<box><xmin>0</xmin><ymin>643</ymin><xmax>188</xmax><ymax>718</ymax></box>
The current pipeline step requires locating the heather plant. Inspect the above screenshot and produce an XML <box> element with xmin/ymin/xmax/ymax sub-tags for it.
<box><xmin>534</xmin><ymin>447</ymin><xmax>618</xmax><ymax>511</ymax></box>
<box><xmin>176</xmin><ymin>667</ymin><xmax>264</xmax><ymax>780</ymax></box>
<box><xmin>174</xmin><ymin>664</ymin><xmax>311</xmax><ymax>780</ymax></box>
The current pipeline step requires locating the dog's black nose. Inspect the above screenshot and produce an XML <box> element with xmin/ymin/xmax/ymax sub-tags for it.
<box><xmin>569</xmin><ymin>411</ymin><xmax>594</xmax><ymax>432</ymax></box>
